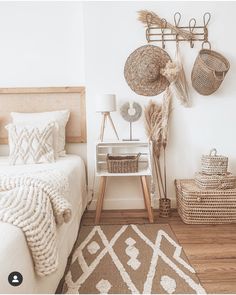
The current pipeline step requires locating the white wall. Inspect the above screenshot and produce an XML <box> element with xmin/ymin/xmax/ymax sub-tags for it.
<box><xmin>0</xmin><ymin>1</ymin><xmax>235</xmax><ymax>210</ymax></box>
<box><xmin>84</xmin><ymin>1</ymin><xmax>236</xmax><ymax>209</ymax></box>
<box><xmin>0</xmin><ymin>1</ymin><xmax>86</xmax><ymax>162</ymax></box>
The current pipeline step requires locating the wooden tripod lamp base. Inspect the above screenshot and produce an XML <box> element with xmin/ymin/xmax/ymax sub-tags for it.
<box><xmin>100</xmin><ymin>112</ymin><xmax>119</xmax><ymax>142</ymax></box>
<box><xmin>96</xmin><ymin>94</ymin><xmax>119</xmax><ymax>142</ymax></box>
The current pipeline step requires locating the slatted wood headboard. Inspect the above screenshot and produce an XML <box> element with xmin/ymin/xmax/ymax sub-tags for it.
<box><xmin>0</xmin><ymin>87</ymin><xmax>86</xmax><ymax>144</ymax></box>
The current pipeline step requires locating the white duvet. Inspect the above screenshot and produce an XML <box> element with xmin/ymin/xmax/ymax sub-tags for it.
<box><xmin>0</xmin><ymin>155</ymin><xmax>87</xmax><ymax>294</ymax></box>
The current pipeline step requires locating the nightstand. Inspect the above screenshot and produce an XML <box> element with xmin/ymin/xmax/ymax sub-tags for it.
<box><xmin>95</xmin><ymin>141</ymin><xmax>154</xmax><ymax>224</ymax></box>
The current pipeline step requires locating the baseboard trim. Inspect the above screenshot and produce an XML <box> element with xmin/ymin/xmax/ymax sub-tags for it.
<box><xmin>88</xmin><ymin>197</ymin><xmax>177</xmax><ymax>210</ymax></box>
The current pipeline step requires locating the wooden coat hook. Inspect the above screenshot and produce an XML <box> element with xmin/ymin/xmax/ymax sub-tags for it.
<box><xmin>143</xmin><ymin>11</ymin><xmax>211</xmax><ymax>48</ymax></box>
<box><xmin>189</xmin><ymin>18</ymin><xmax>196</xmax><ymax>48</ymax></box>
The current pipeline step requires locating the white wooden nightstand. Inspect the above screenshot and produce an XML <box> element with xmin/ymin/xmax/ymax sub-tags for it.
<box><xmin>95</xmin><ymin>141</ymin><xmax>154</xmax><ymax>224</ymax></box>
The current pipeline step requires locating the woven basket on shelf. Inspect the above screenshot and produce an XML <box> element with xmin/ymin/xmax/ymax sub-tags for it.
<box><xmin>175</xmin><ymin>179</ymin><xmax>236</xmax><ymax>224</ymax></box>
<box><xmin>107</xmin><ymin>153</ymin><xmax>141</xmax><ymax>173</ymax></box>
<box><xmin>201</xmin><ymin>148</ymin><xmax>228</xmax><ymax>175</ymax></box>
<box><xmin>191</xmin><ymin>42</ymin><xmax>230</xmax><ymax>96</ymax></box>
<box><xmin>195</xmin><ymin>172</ymin><xmax>236</xmax><ymax>190</ymax></box>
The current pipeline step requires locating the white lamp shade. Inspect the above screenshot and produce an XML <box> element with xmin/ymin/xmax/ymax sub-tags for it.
<box><xmin>96</xmin><ymin>94</ymin><xmax>116</xmax><ymax>112</ymax></box>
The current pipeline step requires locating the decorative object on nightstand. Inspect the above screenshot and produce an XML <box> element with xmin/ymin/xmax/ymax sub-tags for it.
<box><xmin>95</xmin><ymin>141</ymin><xmax>154</xmax><ymax>224</ymax></box>
<box><xmin>96</xmin><ymin>94</ymin><xmax>119</xmax><ymax>142</ymax></box>
<box><xmin>107</xmin><ymin>153</ymin><xmax>141</xmax><ymax>173</ymax></box>
<box><xmin>120</xmin><ymin>101</ymin><xmax>142</xmax><ymax>141</ymax></box>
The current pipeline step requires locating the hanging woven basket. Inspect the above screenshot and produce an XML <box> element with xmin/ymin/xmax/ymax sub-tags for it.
<box><xmin>191</xmin><ymin>41</ymin><xmax>230</xmax><ymax>95</ymax></box>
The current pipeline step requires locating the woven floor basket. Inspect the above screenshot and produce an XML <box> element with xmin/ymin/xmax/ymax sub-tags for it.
<box><xmin>195</xmin><ymin>172</ymin><xmax>236</xmax><ymax>190</ymax></box>
<box><xmin>201</xmin><ymin>148</ymin><xmax>228</xmax><ymax>175</ymax></box>
<box><xmin>191</xmin><ymin>47</ymin><xmax>230</xmax><ymax>95</ymax></box>
<box><xmin>175</xmin><ymin>179</ymin><xmax>236</xmax><ymax>224</ymax></box>
<box><xmin>107</xmin><ymin>153</ymin><xmax>140</xmax><ymax>173</ymax></box>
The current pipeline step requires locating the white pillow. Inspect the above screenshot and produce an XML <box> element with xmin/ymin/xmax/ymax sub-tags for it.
<box><xmin>6</xmin><ymin>123</ymin><xmax>55</xmax><ymax>165</ymax></box>
<box><xmin>11</xmin><ymin>110</ymin><xmax>70</xmax><ymax>157</ymax></box>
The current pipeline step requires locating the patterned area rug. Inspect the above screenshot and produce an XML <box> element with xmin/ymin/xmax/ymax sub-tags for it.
<box><xmin>62</xmin><ymin>224</ymin><xmax>205</xmax><ymax>294</ymax></box>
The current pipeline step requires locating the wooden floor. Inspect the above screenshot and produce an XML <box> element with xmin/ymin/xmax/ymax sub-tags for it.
<box><xmin>82</xmin><ymin>209</ymin><xmax>236</xmax><ymax>294</ymax></box>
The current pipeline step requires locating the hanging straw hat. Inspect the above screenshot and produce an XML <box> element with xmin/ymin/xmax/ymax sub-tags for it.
<box><xmin>124</xmin><ymin>45</ymin><xmax>172</xmax><ymax>96</ymax></box>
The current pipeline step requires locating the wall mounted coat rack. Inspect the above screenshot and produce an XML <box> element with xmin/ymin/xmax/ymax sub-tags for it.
<box><xmin>138</xmin><ymin>11</ymin><xmax>211</xmax><ymax>49</ymax></box>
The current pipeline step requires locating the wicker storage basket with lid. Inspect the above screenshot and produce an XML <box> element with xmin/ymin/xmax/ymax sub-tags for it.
<box><xmin>191</xmin><ymin>42</ymin><xmax>230</xmax><ymax>95</ymax></box>
<box><xmin>195</xmin><ymin>172</ymin><xmax>236</xmax><ymax>190</ymax></box>
<box><xmin>107</xmin><ymin>153</ymin><xmax>141</xmax><ymax>173</ymax></box>
<box><xmin>175</xmin><ymin>179</ymin><xmax>236</xmax><ymax>224</ymax></box>
<box><xmin>201</xmin><ymin>148</ymin><xmax>228</xmax><ymax>175</ymax></box>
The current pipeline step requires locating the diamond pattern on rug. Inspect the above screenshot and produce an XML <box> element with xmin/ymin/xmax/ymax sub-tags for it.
<box><xmin>160</xmin><ymin>275</ymin><xmax>176</xmax><ymax>294</ymax></box>
<box><xmin>125</xmin><ymin>237</ymin><xmax>141</xmax><ymax>270</ymax></box>
<box><xmin>62</xmin><ymin>224</ymin><xmax>206</xmax><ymax>294</ymax></box>
<box><xmin>87</xmin><ymin>241</ymin><xmax>101</xmax><ymax>255</ymax></box>
<box><xmin>96</xmin><ymin>279</ymin><xmax>112</xmax><ymax>293</ymax></box>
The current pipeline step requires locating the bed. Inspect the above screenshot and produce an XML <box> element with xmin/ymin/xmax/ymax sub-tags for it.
<box><xmin>0</xmin><ymin>87</ymin><xmax>88</xmax><ymax>294</ymax></box>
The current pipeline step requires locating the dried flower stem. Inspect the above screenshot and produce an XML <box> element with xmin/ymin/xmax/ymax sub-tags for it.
<box><xmin>138</xmin><ymin>10</ymin><xmax>193</xmax><ymax>40</ymax></box>
<box><xmin>161</xmin><ymin>87</ymin><xmax>172</xmax><ymax>199</ymax></box>
<box><xmin>144</xmin><ymin>101</ymin><xmax>165</xmax><ymax>200</ymax></box>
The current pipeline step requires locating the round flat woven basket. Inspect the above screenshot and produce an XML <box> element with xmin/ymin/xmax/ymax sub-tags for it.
<box><xmin>191</xmin><ymin>42</ymin><xmax>230</xmax><ymax>96</ymax></box>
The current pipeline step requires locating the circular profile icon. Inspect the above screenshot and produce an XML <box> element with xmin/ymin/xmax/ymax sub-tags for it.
<box><xmin>8</xmin><ymin>271</ymin><xmax>23</xmax><ymax>287</ymax></box>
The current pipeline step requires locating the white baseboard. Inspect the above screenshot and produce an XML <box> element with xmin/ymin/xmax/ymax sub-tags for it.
<box><xmin>88</xmin><ymin>197</ymin><xmax>177</xmax><ymax>210</ymax></box>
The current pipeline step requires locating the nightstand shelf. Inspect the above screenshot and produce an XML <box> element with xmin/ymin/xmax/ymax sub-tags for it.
<box><xmin>95</xmin><ymin>141</ymin><xmax>154</xmax><ymax>224</ymax></box>
<box><xmin>96</xmin><ymin>141</ymin><xmax>152</xmax><ymax>176</ymax></box>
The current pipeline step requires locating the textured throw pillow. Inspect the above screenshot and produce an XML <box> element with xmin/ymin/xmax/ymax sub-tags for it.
<box><xmin>11</xmin><ymin>110</ymin><xmax>70</xmax><ymax>157</ymax></box>
<box><xmin>6</xmin><ymin>123</ymin><xmax>55</xmax><ymax>165</ymax></box>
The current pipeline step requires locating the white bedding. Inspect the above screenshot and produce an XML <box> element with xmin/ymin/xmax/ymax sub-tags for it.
<box><xmin>0</xmin><ymin>155</ymin><xmax>87</xmax><ymax>294</ymax></box>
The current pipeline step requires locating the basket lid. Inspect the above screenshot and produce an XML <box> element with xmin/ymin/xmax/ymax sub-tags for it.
<box><xmin>201</xmin><ymin>148</ymin><xmax>227</xmax><ymax>159</ymax></box>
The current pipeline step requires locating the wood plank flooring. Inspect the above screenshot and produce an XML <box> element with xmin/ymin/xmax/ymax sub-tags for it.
<box><xmin>81</xmin><ymin>209</ymin><xmax>236</xmax><ymax>294</ymax></box>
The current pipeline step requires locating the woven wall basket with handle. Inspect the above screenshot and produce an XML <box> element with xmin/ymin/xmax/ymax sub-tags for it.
<box><xmin>191</xmin><ymin>42</ymin><xmax>230</xmax><ymax>95</ymax></box>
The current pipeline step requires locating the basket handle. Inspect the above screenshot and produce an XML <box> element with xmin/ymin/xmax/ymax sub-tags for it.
<box><xmin>209</xmin><ymin>148</ymin><xmax>217</xmax><ymax>156</ymax></box>
<box><xmin>213</xmin><ymin>70</ymin><xmax>226</xmax><ymax>81</ymax></box>
<box><xmin>202</xmin><ymin>40</ymin><xmax>211</xmax><ymax>50</ymax></box>
<box><xmin>137</xmin><ymin>153</ymin><xmax>141</xmax><ymax>159</ymax></box>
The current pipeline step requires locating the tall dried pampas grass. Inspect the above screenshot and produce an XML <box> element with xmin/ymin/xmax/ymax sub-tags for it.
<box><xmin>144</xmin><ymin>101</ymin><xmax>162</xmax><ymax>157</ymax></box>
<box><xmin>144</xmin><ymin>93</ymin><xmax>172</xmax><ymax>200</ymax></box>
<box><xmin>144</xmin><ymin>101</ymin><xmax>164</xmax><ymax>199</ymax></box>
<box><xmin>161</xmin><ymin>88</ymin><xmax>172</xmax><ymax>198</ymax></box>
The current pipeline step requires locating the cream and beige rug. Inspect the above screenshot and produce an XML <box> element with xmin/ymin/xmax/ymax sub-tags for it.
<box><xmin>62</xmin><ymin>224</ymin><xmax>205</xmax><ymax>294</ymax></box>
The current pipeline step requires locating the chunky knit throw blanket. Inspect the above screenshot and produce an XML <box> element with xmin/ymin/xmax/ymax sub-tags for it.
<box><xmin>0</xmin><ymin>171</ymin><xmax>71</xmax><ymax>276</ymax></box>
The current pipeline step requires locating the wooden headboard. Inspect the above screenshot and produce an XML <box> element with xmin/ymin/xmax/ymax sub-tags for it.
<box><xmin>0</xmin><ymin>87</ymin><xmax>86</xmax><ymax>144</ymax></box>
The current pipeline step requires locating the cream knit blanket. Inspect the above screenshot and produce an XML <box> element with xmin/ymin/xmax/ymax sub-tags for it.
<box><xmin>0</xmin><ymin>171</ymin><xmax>71</xmax><ymax>276</ymax></box>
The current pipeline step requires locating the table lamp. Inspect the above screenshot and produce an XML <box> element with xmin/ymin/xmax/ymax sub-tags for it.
<box><xmin>96</xmin><ymin>94</ymin><xmax>119</xmax><ymax>142</ymax></box>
